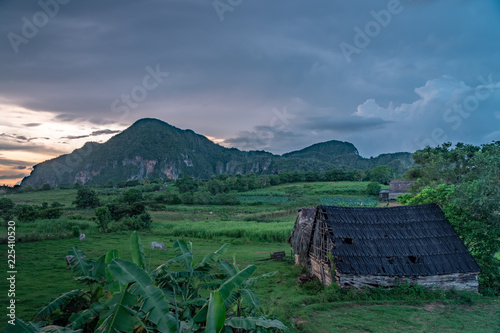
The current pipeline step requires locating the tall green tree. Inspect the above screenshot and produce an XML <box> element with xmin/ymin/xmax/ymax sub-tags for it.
<box><xmin>0</xmin><ymin>197</ymin><xmax>15</xmax><ymax>222</ymax></box>
<box><xmin>400</xmin><ymin>141</ymin><xmax>500</xmax><ymax>293</ymax></box>
<box><xmin>73</xmin><ymin>187</ymin><xmax>101</xmax><ymax>209</ymax></box>
<box><xmin>369</xmin><ymin>165</ymin><xmax>392</xmax><ymax>185</ymax></box>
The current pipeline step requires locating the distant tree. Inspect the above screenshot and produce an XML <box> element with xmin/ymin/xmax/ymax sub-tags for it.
<box><xmin>73</xmin><ymin>187</ymin><xmax>101</xmax><ymax>209</ymax></box>
<box><xmin>95</xmin><ymin>206</ymin><xmax>112</xmax><ymax>232</ymax></box>
<box><xmin>175</xmin><ymin>174</ymin><xmax>199</xmax><ymax>193</ymax></box>
<box><xmin>369</xmin><ymin>166</ymin><xmax>392</xmax><ymax>185</ymax></box>
<box><xmin>366</xmin><ymin>182</ymin><xmax>382</xmax><ymax>196</ymax></box>
<box><xmin>351</xmin><ymin>169</ymin><xmax>367</xmax><ymax>182</ymax></box>
<box><xmin>51</xmin><ymin>201</ymin><xmax>64</xmax><ymax>208</ymax></box>
<box><xmin>38</xmin><ymin>207</ymin><xmax>63</xmax><ymax>219</ymax></box>
<box><xmin>22</xmin><ymin>185</ymin><xmax>36</xmax><ymax>192</ymax></box>
<box><xmin>400</xmin><ymin>142</ymin><xmax>500</xmax><ymax>293</ymax></box>
<box><xmin>0</xmin><ymin>198</ymin><xmax>15</xmax><ymax>222</ymax></box>
<box><xmin>103</xmin><ymin>180</ymin><xmax>114</xmax><ymax>188</ymax></box>
<box><xmin>41</xmin><ymin>183</ymin><xmax>51</xmax><ymax>191</ymax></box>
<box><xmin>206</xmin><ymin>179</ymin><xmax>223</xmax><ymax>195</ymax></box>
<box><xmin>14</xmin><ymin>205</ymin><xmax>38</xmax><ymax>222</ymax></box>
<box><xmin>269</xmin><ymin>175</ymin><xmax>281</xmax><ymax>186</ymax></box>
<box><xmin>123</xmin><ymin>212</ymin><xmax>152</xmax><ymax>230</ymax></box>
<box><xmin>193</xmin><ymin>191</ymin><xmax>211</xmax><ymax>205</ymax></box>
<box><xmin>122</xmin><ymin>188</ymin><xmax>143</xmax><ymax>204</ymax></box>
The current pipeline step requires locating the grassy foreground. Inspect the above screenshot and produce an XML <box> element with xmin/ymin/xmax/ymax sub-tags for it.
<box><xmin>1</xmin><ymin>182</ymin><xmax>499</xmax><ymax>332</ymax></box>
<box><xmin>1</xmin><ymin>233</ymin><xmax>499</xmax><ymax>332</ymax></box>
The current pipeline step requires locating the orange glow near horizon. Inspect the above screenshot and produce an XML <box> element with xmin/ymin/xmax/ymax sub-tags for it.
<box><xmin>0</xmin><ymin>101</ymin><xmax>127</xmax><ymax>187</ymax></box>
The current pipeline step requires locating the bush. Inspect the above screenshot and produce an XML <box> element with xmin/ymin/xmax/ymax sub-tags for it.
<box><xmin>0</xmin><ymin>198</ymin><xmax>15</xmax><ymax>222</ymax></box>
<box><xmin>72</xmin><ymin>225</ymin><xmax>81</xmax><ymax>237</ymax></box>
<box><xmin>73</xmin><ymin>187</ymin><xmax>101</xmax><ymax>209</ymax></box>
<box><xmin>122</xmin><ymin>188</ymin><xmax>143</xmax><ymax>204</ymax></box>
<box><xmin>95</xmin><ymin>206</ymin><xmax>112</xmax><ymax>232</ymax></box>
<box><xmin>41</xmin><ymin>183</ymin><xmax>51</xmax><ymax>191</ymax></box>
<box><xmin>156</xmin><ymin>192</ymin><xmax>182</xmax><ymax>205</ymax></box>
<box><xmin>38</xmin><ymin>207</ymin><xmax>63</xmax><ymax>219</ymax></box>
<box><xmin>123</xmin><ymin>212</ymin><xmax>152</xmax><ymax>230</ymax></box>
<box><xmin>366</xmin><ymin>182</ymin><xmax>382</xmax><ymax>196</ymax></box>
<box><xmin>107</xmin><ymin>221</ymin><xmax>129</xmax><ymax>232</ymax></box>
<box><xmin>14</xmin><ymin>204</ymin><xmax>38</xmax><ymax>222</ymax></box>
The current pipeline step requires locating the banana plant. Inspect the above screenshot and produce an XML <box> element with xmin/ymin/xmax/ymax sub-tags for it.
<box><xmin>17</xmin><ymin>233</ymin><xmax>287</xmax><ymax>333</ymax></box>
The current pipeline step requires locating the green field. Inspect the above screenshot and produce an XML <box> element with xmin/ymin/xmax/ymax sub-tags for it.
<box><xmin>1</xmin><ymin>182</ymin><xmax>498</xmax><ymax>332</ymax></box>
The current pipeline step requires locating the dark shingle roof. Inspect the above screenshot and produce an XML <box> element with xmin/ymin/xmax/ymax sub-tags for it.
<box><xmin>319</xmin><ymin>204</ymin><xmax>480</xmax><ymax>276</ymax></box>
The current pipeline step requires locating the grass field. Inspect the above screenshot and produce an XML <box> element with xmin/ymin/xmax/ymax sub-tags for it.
<box><xmin>1</xmin><ymin>182</ymin><xmax>498</xmax><ymax>332</ymax></box>
<box><xmin>1</xmin><ymin>234</ymin><xmax>498</xmax><ymax>332</ymax></box>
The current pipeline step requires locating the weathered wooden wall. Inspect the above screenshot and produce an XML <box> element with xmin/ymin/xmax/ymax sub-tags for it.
<box><xmin>310</xmin><ymin>256</ymin><xmax>333</xmax><ymax>286</ymax></box>
<box><xmin>337</xmin><ymin>272</ymin><xmax>479</xmax><ymax>291</ymax></box>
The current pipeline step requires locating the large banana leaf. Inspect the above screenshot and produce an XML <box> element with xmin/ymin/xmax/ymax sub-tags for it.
<box><xmin>5</xmin><ymin>319</ymin><xmax>45</xmax><ymax>333</ymax></box>
<box><xmin>104</xmin><ymin>250</ymin><xmax>121</xmax><ymax>294</ymax></box>
<box><xmin>34</xmin><ymin>289</ymin><xmax>82</xmax><ymax>319</ymax></box>
<box><xmin>225</xmin><ymin>317</ymin><xmax>288</xmax><ymax>331</ymax></box>
<box><xmin>218</xmin><ymin>260</ymin><xmax>237</xmax><ymax>277</ymax></box>
<box><xmin>206</xmin><ymin>291</ymin><xmax>226</xmax><ymax>333</ymax></box>
<box><xmin>200</xmin><ymin>243</ymin><xmax>230</xmax><ymax>266</ymax></box>
<box><xmin>90</xmin><ymin>255</ymin><xmax>108</xmax><ymax>281</ymax></box>
<box><xmin>68</xmin><ymin>248</ymin><xmax>91</xmax><ymax>278</ymax></box>
<box><xmin>107</xmin><ymin>259</ymin><xmax>177</xmax><ymax>332</ymax></box>
<box><xmin>95</xmin><ymin>287</ymin><xmax>137</xmax><ymax>333</ymax></box>
<box><xmin>154</xmin><ymin>252</ymin><xmax>193</xmax><ymax>275</ymax></box>
<box><xmin>108</xmin><ymin>259</ymin><xmax>153</xmax><ymax>292</ymax></box>
<box><xmin>40</xmin><ymin>327</ymin><xmax>83</xmax><ymax>333</ymax></box>
<box><xmin>141</xmin><ymin>285</ymin><xmax>178</xmax><ymax>332</ymax></box>
<box><xmin>5</xmin><ymin>319</ymin><xmax>82</xmax><ymax>333</ymax></box>
<box><xmin>130</xmin><ymin>231</ymin><xmax>146</xmax><ymax>270</ymax></box>
<box><xmin>193</xmin><ymin>265</ymin><xmax>258</xmax><ymax>324</ymax></box>
<box><xmin>240</xmin><ymin>289</ymin><xmax>260</xmax><ymax>309</ymax></box>
<box><xmin>217</xmin><ymin>265</ymin><xmax>257</xmax><ymax>301</ymax></box>
<box><xmin>69</xmin><ymin>302</ymin><xmax>106</xmax><ymax>330</ymax></box>
<box><xmin>242</xmin><ymin>271</ymin><xmax>277</xmax><ymax>288</ymax></box>
<box><xmin>173</xmin><ymin>240</ymin><xmax>194</xmax><ymax>271</ymax></box>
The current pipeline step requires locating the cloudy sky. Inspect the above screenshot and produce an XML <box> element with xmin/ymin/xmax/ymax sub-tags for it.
<box><xmin>1</xmin><ymin>0</ymin><xmax>499</xmax><ymax>185</ymax></box>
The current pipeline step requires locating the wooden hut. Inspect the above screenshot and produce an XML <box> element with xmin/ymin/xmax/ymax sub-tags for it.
<box><xmin>380</xmin><ymin>180</ymin><xmax>416</xmax><ymax>201</ymax></box>
<box><xmin>289</xmin><ymin>204</ymin><xmax>480</xmax><ymax>291</ymax></box>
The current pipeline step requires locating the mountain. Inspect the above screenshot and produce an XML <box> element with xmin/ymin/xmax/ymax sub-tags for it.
<box><xmin>21</xmin><ymin>118</ymin><xmax>413</xmax><ymax>187</ymax></box>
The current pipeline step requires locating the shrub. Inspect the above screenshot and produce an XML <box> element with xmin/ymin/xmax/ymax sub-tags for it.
<box><xmin>38</xmin><ymin>207</ymin><xmax>63</xmax><ymax>219</ymax></box>
<box><xmin>122</xmin><ymin>188</ymin><xmax>143</xmax><ymax>204</ymax></box>
<box><xmin>41</xmin><ymin>182</ymin><xmax>51</xmax><ymax>191</ymax></box>
<box><xmin>95</xmin><ymin>206</ymin><xmax>112</xmax><ymax>232</ymax></box>
<box><xmin>366</xmin><ymin>181</ymin><xmax>382</xmax><ymax>196</ymax></box>
<box><xmin>73</xmin><ymin>187</ymin><xmax>101</xmax><ymax>209</ymax></box>
<box><xmin>156</xmin><ymin>192</ymin><xmax>182</xmax><ymax>204</ymax></box>
<box><xmin>72</xmin><ymin>225</ymin><xmax>81</xmax><ymax>237</ymax></box>
<box><xmin>123</xmin><ymin>212</ymin><xmax>152</xmax><ymax>230</ymax></box>
<box><xmin>14</xmin><ymin>204</ymin><xmax>39</xmax><ymax>222</ymax></box>
<box><xmin>0</xmin><ymin>197</ymin><xmax>15</xmax><ymax>222</ymax></box>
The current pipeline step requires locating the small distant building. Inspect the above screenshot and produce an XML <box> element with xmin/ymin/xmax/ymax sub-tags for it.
<box><xmin>288</xmin><ymin>204</ymin><xmax>480</xmax><ymax>291</ymax></box>
<box><xmin>380</xmin><ymin>179</ymin><xmax>416</xmax><ymax>201</ymax></box>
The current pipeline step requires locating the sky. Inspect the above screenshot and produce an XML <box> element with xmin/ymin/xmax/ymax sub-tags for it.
<box><xmin>1</xmin><ymin>0</ymin><xmax>499</xmax><ymax>186</ymax></box>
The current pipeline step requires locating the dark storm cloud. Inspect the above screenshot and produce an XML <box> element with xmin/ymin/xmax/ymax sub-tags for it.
<box><xmin>0</xmin><ymin>0</ymin><xmax>499</xmax><ymax>156</ymax></box>
<box><xmin>0</xmin><ymin>173</ymin><xmax>27</xmax><ymax>180</ymax></box>
<box><xmin>0</xmin><ymin>142</ymin><xmax>65</xmax><ymax>154</ymax></box>
<box><xmin>60</xmin><ymin>128</ymin><xmax>121</xmax><ymax>140</ymax></box>
<box><xmin>0</xmin><ymin>158</ymin><xmax>33</xmax><ymax>167</ymax></box>
<box><xmin>303</xmin><ymin>116</ymin><xmax>391</xmax><ymax>133</ymax></box>
<box><xmin>1</xmin><ymin>133</ymin><xmax>51</xmax><ymax>143</ymax></box>
<box><xmin>91</xmin><ymin>129</ymin><xmax>121</xmax><ymax>136</ymax></box>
